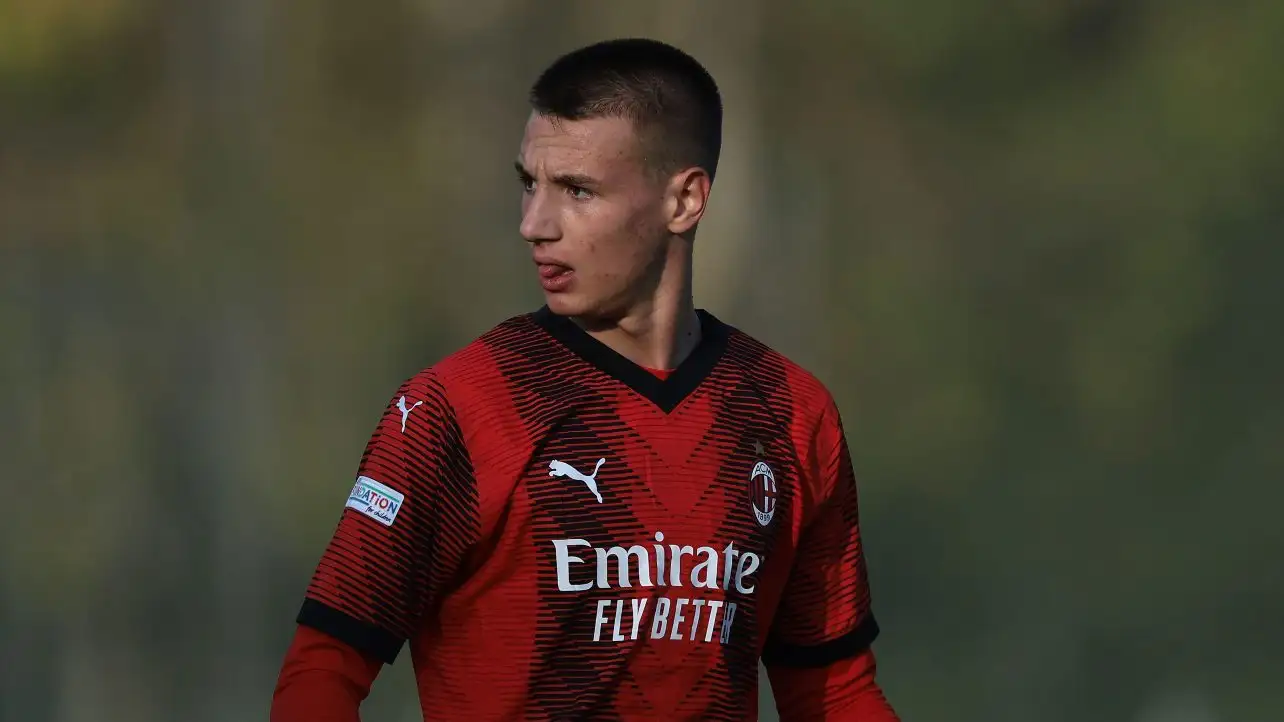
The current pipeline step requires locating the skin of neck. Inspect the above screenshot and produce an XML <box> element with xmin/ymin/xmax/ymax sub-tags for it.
<box><xmin>576</xmin><ymin>239</ymin><xmax>702</xmax><ymax>371</ymax></box>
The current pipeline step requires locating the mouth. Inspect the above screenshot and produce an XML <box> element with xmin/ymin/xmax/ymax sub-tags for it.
<box><xmin>535</xmin><ymin>262</ymin><xmax>574</xmax><ymax>292</ymax></box>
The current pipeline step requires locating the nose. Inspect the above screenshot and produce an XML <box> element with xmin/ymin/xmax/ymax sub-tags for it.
<box><xmin>519</xmin><ymin>187</ymin><xmax>560</xmax><ymax>244</ymax></box>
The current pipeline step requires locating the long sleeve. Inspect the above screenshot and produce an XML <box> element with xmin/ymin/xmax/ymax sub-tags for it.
<box><xmin>270</xmin><ymin>626</ymin><xmax>382</xmax><ymax>722</ymax></box>
<box><xmin>764</xmin><ymin>398</ymin><xmax>898</xmax><ymax>720</ymax></box>
<box><xmin>769</xmin><ymin>648</ymin><xmax>899</xmax><ymax>721</ymax></box>
<box><xmin>272</xmin><ymin>371</ymin><xmax>481</xmax><ymax>717</ymax></box>
<box><xmin>293</xmin><ymin>372</ymin><xmax>479</xmax><ymax>663</ymax></box>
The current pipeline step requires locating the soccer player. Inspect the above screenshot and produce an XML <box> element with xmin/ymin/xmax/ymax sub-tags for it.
<box><xmin>271</xmin><ymin>38</ymin><xmax>899</xmax><ymax>721</ymax></box>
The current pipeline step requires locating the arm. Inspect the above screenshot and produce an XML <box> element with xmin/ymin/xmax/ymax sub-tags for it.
<box><xmin>270</xmin><ymin>626</ymin><xmax>381</xmax><ymax>722</ymax></box>
<box><xmin>763</xmin><ymin>400</ymin><xmax>899</xmax><ymax>721</ymax></box>
<box><xmin>270</xmin><ymin>373</ymin><xmax>479</xmax><ymax>721</ymax></box>
<box><xmin>768</xmin><ymin>649</ymin><xmax>896</xmax><ymax>721</ymax></box>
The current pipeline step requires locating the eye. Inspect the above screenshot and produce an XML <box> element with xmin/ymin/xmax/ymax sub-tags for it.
<box><xmin>567</xmin><ymin>186</ymin><xmax>594</xmax><ymax>201</ymax></box>
<box><xmin>518</xmin><ymin>176</ymin><xmax>535</xmax><ymax>193</ymax></box>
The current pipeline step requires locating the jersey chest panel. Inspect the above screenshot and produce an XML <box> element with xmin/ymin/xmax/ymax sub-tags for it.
<box><xmin>504</xmin><ymin>392</ymin><xmax>802</xmax><ymax>657</ymax></box>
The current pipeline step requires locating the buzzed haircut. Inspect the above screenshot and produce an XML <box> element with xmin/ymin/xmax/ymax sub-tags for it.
<box><xmin>529</xmin><ymin>38</ymin><xmax>723</xmax><ymax>180</ymax></box>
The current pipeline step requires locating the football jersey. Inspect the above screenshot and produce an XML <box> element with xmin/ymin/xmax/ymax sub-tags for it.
<box><xmin>297</xmin><ymin>307</ymin><xmax>880</xmax><ymax>721</ymax></box>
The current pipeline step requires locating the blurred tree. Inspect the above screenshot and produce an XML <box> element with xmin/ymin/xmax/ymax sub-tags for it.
<box><xmin>2</xmin><ymin>0</ymin><xmax>1281</xmax><ymax>720</ymax></box>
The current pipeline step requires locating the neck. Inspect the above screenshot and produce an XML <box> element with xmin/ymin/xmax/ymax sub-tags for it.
<box><xmin>578</xmin><ymin>246</ymin><xmax>701</xmax><ymax>371</ymax></box>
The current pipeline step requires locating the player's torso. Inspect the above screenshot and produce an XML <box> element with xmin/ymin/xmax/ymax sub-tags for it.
<box><xmin>412</xmin><ymin>311</ymin><xmax>813</xmax><ymax>721</ymax></box>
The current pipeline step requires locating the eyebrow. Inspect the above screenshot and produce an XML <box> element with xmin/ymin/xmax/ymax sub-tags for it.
<box><xmin>513</xmin><ymin>160</ymin><xmax>600</xmax><ymax>189</ymax></box>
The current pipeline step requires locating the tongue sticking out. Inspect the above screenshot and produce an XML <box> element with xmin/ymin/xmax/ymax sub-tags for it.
<box><xmin>538</xmin><ymin>264</ymin><xmax>574</xmax><ymax>292</ymax></box>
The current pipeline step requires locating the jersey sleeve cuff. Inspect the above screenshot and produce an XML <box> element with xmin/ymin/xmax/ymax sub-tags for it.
<box><xmin>296</xmin><ymin>598</ymin><xmax>405</xmax><ymax>665</ymax></box>
<box><xmin>761</xmin><ymin>614</ymin><xmax>880</xmax><ymax>669</ymax></box>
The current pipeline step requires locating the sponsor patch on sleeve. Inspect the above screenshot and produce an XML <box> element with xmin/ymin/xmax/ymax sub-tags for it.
<box><xmin>346</xmin><ymin>475</ymin><xmax>405</xmax><ymax>526</ymax></box>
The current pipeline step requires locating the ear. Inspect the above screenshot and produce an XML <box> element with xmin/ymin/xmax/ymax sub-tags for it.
<box><xmin>664</xmin><ymin>167</ymin><xmax>712</xmax><ymax>236</ymax></box>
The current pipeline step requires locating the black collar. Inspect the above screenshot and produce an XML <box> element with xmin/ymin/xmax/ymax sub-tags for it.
<box><xmin>532</xmin><ymin>306</ymin><xmax>731</xmax><ymax>413</ymax></box>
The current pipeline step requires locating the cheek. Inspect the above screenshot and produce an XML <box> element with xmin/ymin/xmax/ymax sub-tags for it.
<box><xmin>572</xmin><ymin>210</ymin><xmax>627</xmax><ymax>261</ymax></box>
<box><xmin>569</xmin><ymin>203</ymin><xmax>662</xmax><ymax>281</ymax></box>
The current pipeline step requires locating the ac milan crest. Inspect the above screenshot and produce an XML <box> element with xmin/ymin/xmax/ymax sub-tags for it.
<box><xmin>749</xmin><ymin>460</ymin><xmax>777</xmax><ymax>527</ymax></box>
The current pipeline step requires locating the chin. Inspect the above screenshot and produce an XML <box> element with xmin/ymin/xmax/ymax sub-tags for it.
<box><xmin>543</xmin><ymin>292</ymin><xmax>620</xmax><ymax>325</ymax></box>
<box><xmin>543</xmin><ymin>293</ymin><xmax>591</xmax><ymax>318</ymax></box>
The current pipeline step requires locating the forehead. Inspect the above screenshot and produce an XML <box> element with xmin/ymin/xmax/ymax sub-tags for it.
<box><xmin>519</xmin><ymin>112</ymin><xmax>646</xmax><ymax>176</ymax></box>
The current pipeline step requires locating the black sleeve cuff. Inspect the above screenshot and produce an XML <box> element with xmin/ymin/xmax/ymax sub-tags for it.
<box><xmin>761</xmin><ymin>614</ymin><xmax>880</xmax><ymax>669</ymax></box>
<box><xmin>296</xmin><ymin>598</ymin><xmax>405</xmax><ymax>665</ymax></box>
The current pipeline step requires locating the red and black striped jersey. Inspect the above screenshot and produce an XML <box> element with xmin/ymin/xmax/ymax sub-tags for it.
<box><xmin>296</xmin><ymin>307</ymin><xmax>881</xmax><ymax>721</ymax></box>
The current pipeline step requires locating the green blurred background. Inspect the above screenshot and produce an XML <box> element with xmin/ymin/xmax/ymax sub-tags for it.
<box><xmin>3</xmin><ymin>1</ymin><xmax>1281</xmax><ymax>720</ymax></box>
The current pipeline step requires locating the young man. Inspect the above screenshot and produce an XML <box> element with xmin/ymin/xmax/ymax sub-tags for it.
<box><xmin>271</xmin><ymin>38</ymin><xmax>898</xmax><ymax>721</ymax></box>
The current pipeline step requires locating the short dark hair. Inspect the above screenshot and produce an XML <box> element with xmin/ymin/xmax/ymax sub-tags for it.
<box><xmin>529</xmin><ymin>38</ymin><xmax>723</xmax><ymax>180</ymax></box>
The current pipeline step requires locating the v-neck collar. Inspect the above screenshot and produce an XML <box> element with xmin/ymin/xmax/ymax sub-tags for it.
<box><xmin>532</xmin><ymin>305</ymin><xmax>731</xmax><ymax>414</ymax></box>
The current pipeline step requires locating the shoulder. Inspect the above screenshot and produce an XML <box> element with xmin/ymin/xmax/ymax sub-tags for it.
<box><xmin>438</xmin><ymin>310</ymin><xmax>543</xmax><ymax>378</ymax></box>
<box><xmin>715</xmin><ymin>317</ymin><xmax>852</xmax><ymax>510</ymax></box>
<box><xmin>387</xmin><ymin>311</ymin><xmax>556</xmax><ymax>509</ymax></box>
<box><xmin>390</xmin><ymin>310</ymin><xmax>554</xmax><ymax>473</ymax></box>
<box><xmin>714</xmin><ymin>314</ymin><xmax>842</xmax><ymax>431</ymax></box>
<box><xmin>397</xmin><ymin>309</ymin><xmax>545</xmax><ymax>407</ymax></box>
